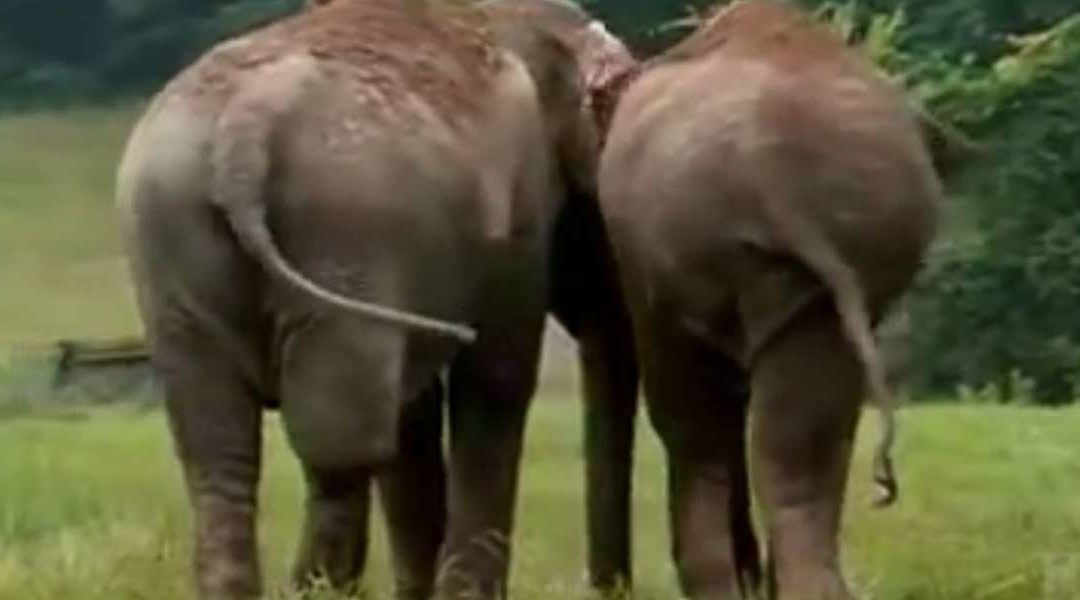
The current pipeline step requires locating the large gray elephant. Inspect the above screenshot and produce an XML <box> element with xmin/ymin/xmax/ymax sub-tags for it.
<box><xmin>116</xmin><ymin>0</ymin><xmax>634</xmax><ymax>599</ymax></box>
<box><xmin>597</xmin><ymin>2</ymin><xmax>946</xmax><ymax>599</ymax></box>
<box><xmin>480</xmin><ymin>0</ymin><xmax>641</xmax><ymax>593</ymax></box>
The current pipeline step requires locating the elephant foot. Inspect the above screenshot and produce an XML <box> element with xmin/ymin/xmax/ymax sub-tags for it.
<box><xmin>434</xmin><ymin>529</ymin><xmax>512</xmax><ymax>600</ymax></box>
<box><xmin>771</xmin><ymin>568</ymin><xmax>854</xmax><ymax>600</ymax></box>
<box><xmin>192</xmin><ymin>494</ymin><xmax>262</xmax><ymax>600</ymax></box>
<box><xmin>686</xmin><ymin>583</ymin><xmax>749</xmax><ymax>600</ymax></box>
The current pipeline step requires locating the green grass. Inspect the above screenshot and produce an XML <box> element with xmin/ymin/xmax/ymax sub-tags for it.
<box><xmin>1</xmin><ymin>402</ymin><xmax>1079</xmax><ymax>599</ymax></box>
<box><xmin>0</xmin><ymin>106</ymin><xmax>144</xmax><ymax>349</ymax></box>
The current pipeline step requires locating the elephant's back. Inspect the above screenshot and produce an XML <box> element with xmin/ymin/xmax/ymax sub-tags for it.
<box><xmin>714</xmin><ymin>53</ymin><xmax>940</xmax><ymax>296</ymax></box>
<box><xmin>600</xmin><ymin>46</ymin><xmax>941</xmax><ymax>317</ymax></box>
<box><xmin>266</xmin><ymin>46</ymin><xmax>546</xmax><ymax>255</ymax></box>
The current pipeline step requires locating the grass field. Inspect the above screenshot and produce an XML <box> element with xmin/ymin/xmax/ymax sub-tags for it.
<box><xmin>0</xmin><ymin>106</ymin><xmax>143</xmax><ymax>348</ymax></box>
<box><xmin>2</xmin><ymin>108</ymin><xmax>1080</xmax><ymax>599</ymax></box>
<box><xmin>1</xmin><ymin>403</ymin><xmax>1080</xmax><ymax>599</ymax></box>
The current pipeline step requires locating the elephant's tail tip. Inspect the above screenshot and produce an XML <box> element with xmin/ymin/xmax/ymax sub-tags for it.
<box><xmin>871</xmin><ymin>451</ymin><xmax>899</xmax><ymax>509</ymax></box>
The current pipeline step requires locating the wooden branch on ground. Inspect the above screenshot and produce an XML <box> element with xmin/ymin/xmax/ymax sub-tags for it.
<box><xmin>53</xmin><ymin>337</ymin><xmax>151</xmax><ymax>388</ymax></box>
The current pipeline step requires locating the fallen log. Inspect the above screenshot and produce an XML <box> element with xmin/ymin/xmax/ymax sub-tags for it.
<box><xmin>53</xmin><ymin>337</ymin><xmax>150</xmax><ymax>389</ymax></box>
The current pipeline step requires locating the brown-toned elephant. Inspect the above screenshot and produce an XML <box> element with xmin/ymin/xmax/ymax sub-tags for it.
<box><xmin>115</xmin><ymin>0</ymin><xmax>634</xmax><ymax>599</ymax></box>
<box><xmin>481</xmin><ymin>0</ymin><xmax>640</xmax><ymax>593</ymax></box>
<box><xmin>597</xmin><ymin>2</ymin><xmax>946</xmax><ymax>599</ymax></box>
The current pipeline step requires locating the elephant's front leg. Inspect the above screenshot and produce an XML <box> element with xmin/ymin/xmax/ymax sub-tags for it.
<box><xmin>435</xmin><ymin>312</ymin><xmax>545</xmax><ymax>599</ymax></box>
<box><xmin>160</xmin><ymin>350</ymin><xmax>264</xmax><ymax>600</ymax></box>
<box><xmin>578</xmin><ymin>319</ymin><xmax>639</xmax><ymax>593</ymax></box>
<box><xmin>378</xmin><ymin>381</ymin><xmax>448</xmax><ymax>600</ymax></box>
<box><xmin>749</xmin><ymin>303</ymin><xmax>862</xmax><ymax>600</ymax></box>
<box><xmin>291</xmin><ymin>466</ymin><xmax>372</xmax><ymax>592</ymax></box>
<box><xmin>549</xmin><ymin>185</ymin><xmax>642</xmax><ymax>595</ymax></box>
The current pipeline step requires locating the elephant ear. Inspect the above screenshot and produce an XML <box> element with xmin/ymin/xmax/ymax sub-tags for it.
<box><xmin>488</xmin><ymin>18</ymin><xmax>599</xmax><ymax>193</ymax></box>
<box><xmin>544</xmin><ymin>31</ymin><xmax>604</xmax><ymax>197</ymax></box>
<box><xmin>587</xmin><ymin>63</ymin><xmax>641</xmax><ymax>148</ymax></box>
<box><xmin>576</xmin><ymin>20</ymin><xmax>639</xmax><ymax>147</ymax></box>
<box><xmin>911</xmin><ymin>102</ymin><xmax>986</xmax><ymax>180</ymax></box>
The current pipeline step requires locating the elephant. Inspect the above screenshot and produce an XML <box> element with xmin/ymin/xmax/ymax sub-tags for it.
<box><xmin>115</xmin><ymin>0</ymin><xmax>636</xmax><ymax>599</ymax></box>
<box><xmin>596</xmin><ymin>1</ymin><xmax>946</xmax><ymax>598</ymax></box>
<box><xmin>479</xmin><ymin>0</ymin><xmax>641</xmax><ymax>593</ymax></box>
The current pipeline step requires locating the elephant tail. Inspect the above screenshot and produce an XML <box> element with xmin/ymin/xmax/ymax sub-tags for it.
<box><xmin>209</xmin><ymin>93</ymin><xmax>477</xmax><ymax>344</ymax></box>
<box><xmin>762</xmin><ymin>192</ymin><xmax>898</xmax><ymax>508</ymax></box>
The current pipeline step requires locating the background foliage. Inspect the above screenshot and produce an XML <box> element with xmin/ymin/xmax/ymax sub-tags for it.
<box><xmin>2</xmin><ymin>0</ymin><xmax>1080</xmax><ymax>402</ymax></box>
<box><xmin>0</xmin><ymin>0</ymin><xmax>301</xmax><ymax>107</ymax></box>
<box><xmin>900</xmin><ymin>13</ymin><xmax>1080</xmax><ymax>403</ymax></box>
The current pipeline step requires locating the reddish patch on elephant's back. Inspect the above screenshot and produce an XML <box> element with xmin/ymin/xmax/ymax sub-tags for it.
<box><xmin>590</xmin><ymin>64</ymin><xmax>642</xmax><ymax>148</ymax></box>
<box><xmin>175</xmin><ymin>0</ymin><xmax>502</xmax><ymax>126</ymax></box>
<box><xmin>662</xmin><ymin>0</ymin><xmax>865</xmax><ymax>73</ymax></box>
<box><xmin>593</xmin><ymin>2</ymin><xmax>879</xmax><ymax>148</ymax></box>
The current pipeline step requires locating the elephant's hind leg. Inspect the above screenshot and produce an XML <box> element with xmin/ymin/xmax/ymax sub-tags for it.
<box><xmin>277</xmin><ymin>318</ymin><xmax>407</xmax><ymax>593</ymax></box>
<box><xmin>435</xmin><ymin>311</ymin><xmax>545</xmax><ymax>600</ymax></box>
<box><xmin>291</xmin><ymin>466</ymin><xmax>372</xmax><ymax>593</ymax></box>
<box><xmin>747</xmin><ymin>301</ymin><xmax>861</xmax><ymax>600</ymax></box>
<box><xmin>637</xmin><ymin>322</ymin><xmax>761</xmax><ymax>600</ymax></box>
<box><xmin>378</xmin><ymin>381</ymin><xmax>448</xmax><ymax>600</ymax></box>
<box><xmin>157</xmin><ymin>345</ymin><xmax>264</xmax><ymax>600</ymax></box>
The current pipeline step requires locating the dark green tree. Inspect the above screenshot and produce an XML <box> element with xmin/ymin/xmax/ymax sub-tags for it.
<box><xmin>906</xmin><ymin>14</ymin><xmax>1080</xmax><ymax>403</ymax></box>
<box><xmin>0</xmin><ymin>0</ymin><xmax>300</xmax><ymax>106</ymax></box>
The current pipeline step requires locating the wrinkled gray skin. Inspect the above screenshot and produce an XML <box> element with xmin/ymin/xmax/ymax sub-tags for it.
<box><xmin>598</xmin><ymin>2</ymin><xmax>945</xmax><ymax>599</ymax></box>
<box><xmin>116</xmin><ymin>0</ymin><xmax>635</xmax><ymax>599</ymax></box>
